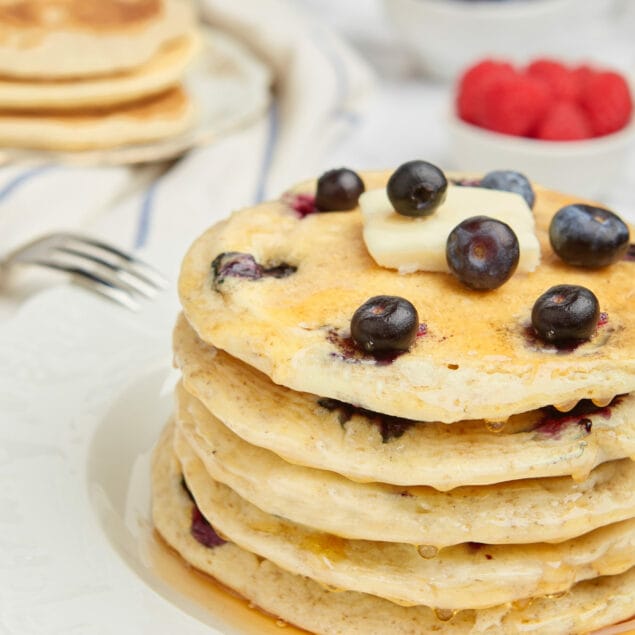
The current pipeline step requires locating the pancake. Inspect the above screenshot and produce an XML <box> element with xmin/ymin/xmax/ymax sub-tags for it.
<box><xmin>178</xmin><ymin>171</ymin><xmax>635</xmax><ymax>423</ymax></box>
<box><xmin>0</xmin><ymin>84</ymin><xmax>194</xmax><ymax>150</ymax></box>
<box><xmin>0</xmin><ymin>32</ymin><xmax>200</xmax><ymax>110</ymax></box>
<box><xmin>174</xmin><ymin>314</ymin><xmax>635</xmax><ymax>489</ymax></box>
<box><xmin>0</xmin><ymin>0</ymin><xmax>195</xmax><ymax>79</ymax></box>
<box><xmin>175</xmin><ymin>427</ymin><xmax>635</xmax><ymax>611</ymax></box>
<box><xmin>152</xmin><ymin>424</ymin><xmax>635</xmax><ymax>634</ymax></box>
<box><xmin>175</xmin><ymin>382</ymin><xmax>635</xmax><ymax>547</ymax></box>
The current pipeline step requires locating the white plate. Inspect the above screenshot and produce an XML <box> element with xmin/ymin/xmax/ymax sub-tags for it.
<box><xmin>0</xmin><ymin>27</ymin><xmax>272</xmax><ymax>167</ymax></box>
<box><xmin>0</xmin><ymin>286</ymin><xmax>253</xmax><ymax>635</ymax></box>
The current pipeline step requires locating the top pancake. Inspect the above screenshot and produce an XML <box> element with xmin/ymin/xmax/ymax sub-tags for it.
<box><xmin>179</xmin><ymin>170</ymin><xmax>635</xmax><ymax>423</ymax></box>
<box><xmin>0</xmin><ymin>0</ymin><xmax>195</xmax><ymax>78</ymax></box>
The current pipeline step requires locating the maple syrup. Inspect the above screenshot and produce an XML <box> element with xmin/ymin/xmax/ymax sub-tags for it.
<box><xmin>145</xmin><ymin>530</ymin><xmax>309</xmax><ymax>634</ymax></box>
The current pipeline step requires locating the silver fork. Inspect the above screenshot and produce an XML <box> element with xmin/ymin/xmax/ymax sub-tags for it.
<box><xmin>0</xmin><ymin>232</ymin><xmax>168</xmax><ymax>310</ymax></box>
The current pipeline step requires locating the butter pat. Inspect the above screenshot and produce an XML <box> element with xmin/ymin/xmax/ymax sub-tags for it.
<box><xmin>360</xmin><ymin>185</ymin><xmax>541</xmax><ymax>274</ymax></box>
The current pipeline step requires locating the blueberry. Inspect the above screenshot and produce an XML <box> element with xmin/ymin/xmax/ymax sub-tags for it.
<box><xmin>262</xmin><ymin>263</ymin><xmax>297</xmax><ymax>278</ymax></box>
<box><xmin>351</xmin><ymin>295</ymin><xmax>419</xmax><ymax>353</ymax></box>
<box><xmin>315</xmin><ymin>168</ymin><xmax>365</xmax><ymax>211</ymax></box>
<box><xmin>531</xmin><ymin>284</ymin><xmax>600</xmax><ymax>345</ymax></box>
<box><xmin>549</xmin><ymin>204</ymin><xmax>630</xmax><ymax>268</ymax></box>
<box><xmin>480</xmin><ymin>170</ymin><xmax>535</xmax><ymax>209</ymax></box>
<box><xmin>387</xmin><ymin>160</ymin><xmax>448</xmax><ymax>217</ymax></box>
<box><xmin>211</xmin><ymin>252</ymin><xmax>296</xmax><ymax>287</ymax></box>
<box><xmin>190</xmin><ymin>506</ymin><xmax>227</xmax><ymax>548</ymax></box>
<box><xmin>446</xmin><ymin>216</ymin><xmax>519</xmax><ymax>290</ymax></box>
<box><xmin>212</xmin><ymin>252</ymin><xmax>262</xmax><ymax>283</ymax></box>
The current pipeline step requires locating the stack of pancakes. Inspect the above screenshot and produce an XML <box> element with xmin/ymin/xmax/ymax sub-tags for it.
<box><xmin>152</xmin><ymin>170</ymin><xmax>635</xmax><ymax>634</ymax></box>
<box><xmin>0</xmin><ymin>0</ymin><xmax>198</xmax><ymax>151</ymax></box>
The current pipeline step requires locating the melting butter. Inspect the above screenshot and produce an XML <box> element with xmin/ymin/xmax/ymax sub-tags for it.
<box><xmin>360</xmin><ymin>185</ymin><xmax>541</xmax><ymax>274</ymax></box>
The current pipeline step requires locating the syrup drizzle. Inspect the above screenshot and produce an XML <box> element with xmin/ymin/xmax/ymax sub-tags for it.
<box><xmin>533</xmin><ymin>397</ymin><xmax>620</xmax><ymax>439</ymax></box>
<box><xmin>146</xmin><ymin>531</ymin><xmax>309</xmax><ymax>635</ymax></box>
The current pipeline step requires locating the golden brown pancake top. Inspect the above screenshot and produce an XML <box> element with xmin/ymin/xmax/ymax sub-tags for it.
<box><xmin>178</xmin><ymin>171</ymin><xmax>635</xmax><ymax>422</ymax></box>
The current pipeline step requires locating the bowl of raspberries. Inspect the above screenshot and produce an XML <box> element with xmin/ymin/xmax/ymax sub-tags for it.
<box><xmin>449</xmin><ymin>57</ymin><xmax>635</xmax><ymax>198</ymax></box>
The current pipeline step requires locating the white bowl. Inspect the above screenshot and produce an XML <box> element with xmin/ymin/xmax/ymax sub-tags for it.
<box><xmin>383</xmin><ymin>0</ymin><xmax>588</xmax><ymax>82</ymax></box>
<box><xmin>447</xmin><ymin>112</ymin><xmax>635</xmax><ymax>200</ymax></box>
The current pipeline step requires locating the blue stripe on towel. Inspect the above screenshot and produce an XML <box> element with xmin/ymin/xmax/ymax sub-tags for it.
<box><xmin>134</xmin><ymin>181</ymin><xmax>158</xmax><ymax>249</ymax></box>
<box><xmin>0</xmin><ymin>165</ymin><xmax>55</xmax><ymax>204</ymax></box>
<box><xmin>253</xmin><ymin>101</ymin><xmax>279</xmax><ymax>203</ymax></box>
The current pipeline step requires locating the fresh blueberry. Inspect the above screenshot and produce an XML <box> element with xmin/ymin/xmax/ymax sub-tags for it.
<box><xmin>387</xmin><ymin>160</ymin><xmax>448</xmax><ymax>217</ymax></box>
<box><xmin>315</xmin><ymin>168</ymin><xmax>365</xmax><ymax>211</ymax></box>
<box><xmin>480</xmin><ymin>170</ymin><xmax>535</xmax><ymax>209</ymax></box>
<box><xmin>549</xmin><ymin>204</ymin><xmax>630</xmax><ymax>268</ymax></box>
<box><xmin>531</xmin><ymin>284</ymin><xmax>600</xmax><ymax>345</ymax></box>
<box><xmin>446</xmin><ymin>216</ymin><xmax>519</xmax><ymax>290</ymax></box>
<box><xmin>351</xmin><ymin>295</ymin><xmax>419</xmax><ymax>353</ymax></box>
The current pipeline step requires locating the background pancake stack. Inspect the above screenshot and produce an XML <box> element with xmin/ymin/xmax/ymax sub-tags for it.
<box><xmin>0</xmin><ymin>0</ymin><xmax>198</xmax><ymax>151</ymax></box>
<box><xmin>153</xmin><ymin>170</ymin><xmax>635</xmax><ymax>634</ymax></box>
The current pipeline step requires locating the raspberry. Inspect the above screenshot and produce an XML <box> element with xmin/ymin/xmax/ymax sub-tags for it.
<box><xmin>456</xmin><ymin>60</ymin><xmax>515</xmax><ymax>125</ymax></box>
<box><xmin>526</xmin><ymin>59</ymin><xmax>578</xmax><ymax>101</ymax></box>
<box><xmin>480</xmin><ymin>74</ymin><xmax>549</xmax><ymax>136</ymax></box>
<box><xmin>580</xmin><ymin>71</ymin><xmax>633</xmax><ymax>136</ymax></box>
<box><xmin>535</xmin><ymin>101</ymin><xmax>593</xmax><ymax>141</ymax></box>
<box><xmin>571</xmin><ymin>65</ymin><xmax>594</xmax><ymax>95</ymax></box>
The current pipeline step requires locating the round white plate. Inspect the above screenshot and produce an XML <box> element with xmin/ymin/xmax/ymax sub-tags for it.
<box><xmin>0</xmin><ymin>27</ymin><xmax>272</xmax><ymax>167</ymax></box>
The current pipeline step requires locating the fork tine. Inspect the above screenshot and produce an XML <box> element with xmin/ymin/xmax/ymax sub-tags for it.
<box><xmin>2</xmin><ymin>232</ymin><xmax>167</xmax><ymax>310</ymax></box>
<box><xmin>63</xmin><ymin>233</ymin><xmax>168</xmax><ymax>289</ymax></box>
<box><xmin>53</xmin><ymin>245</ymin><xmax>161</xmax><ymax>297</ymax></box>
<box><xmin>30</xmin><ymin>250</ymin><xmax>156</xmax><ymax>298</ymax></box>
<box><xmin>32</xmin><ymin>260</ymin><xmax>141</xmax><ymax>310</ymax></box>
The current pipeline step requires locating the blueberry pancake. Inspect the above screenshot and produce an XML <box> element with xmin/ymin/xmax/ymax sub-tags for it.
<box><xmin>172</xmin><ymin>426</ymin><xmax>635</xmax><ymax>611</ymax></box>
<box><xmin>160</xmin><ymin>165</ymin><xmax>635</xmax><ymax>634</ymax></box>
<box><xmin>152</xmin><ymin>425</ymin><xmax>635</xmax><ymax>634</ymax></box>
<box><xmin>178</xmin><ymin>171</ymin><xmax>635</xmax><ymax>423</ymax></box>
<box><xmin>174</xmin><ymin>314</ymin><xmax>635</xmax><ymax>489</ymax></box>
<box><xmin>174</xmin><ymin>382</ymin><xmax>635</xmax><ymax>548</ymax></box>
